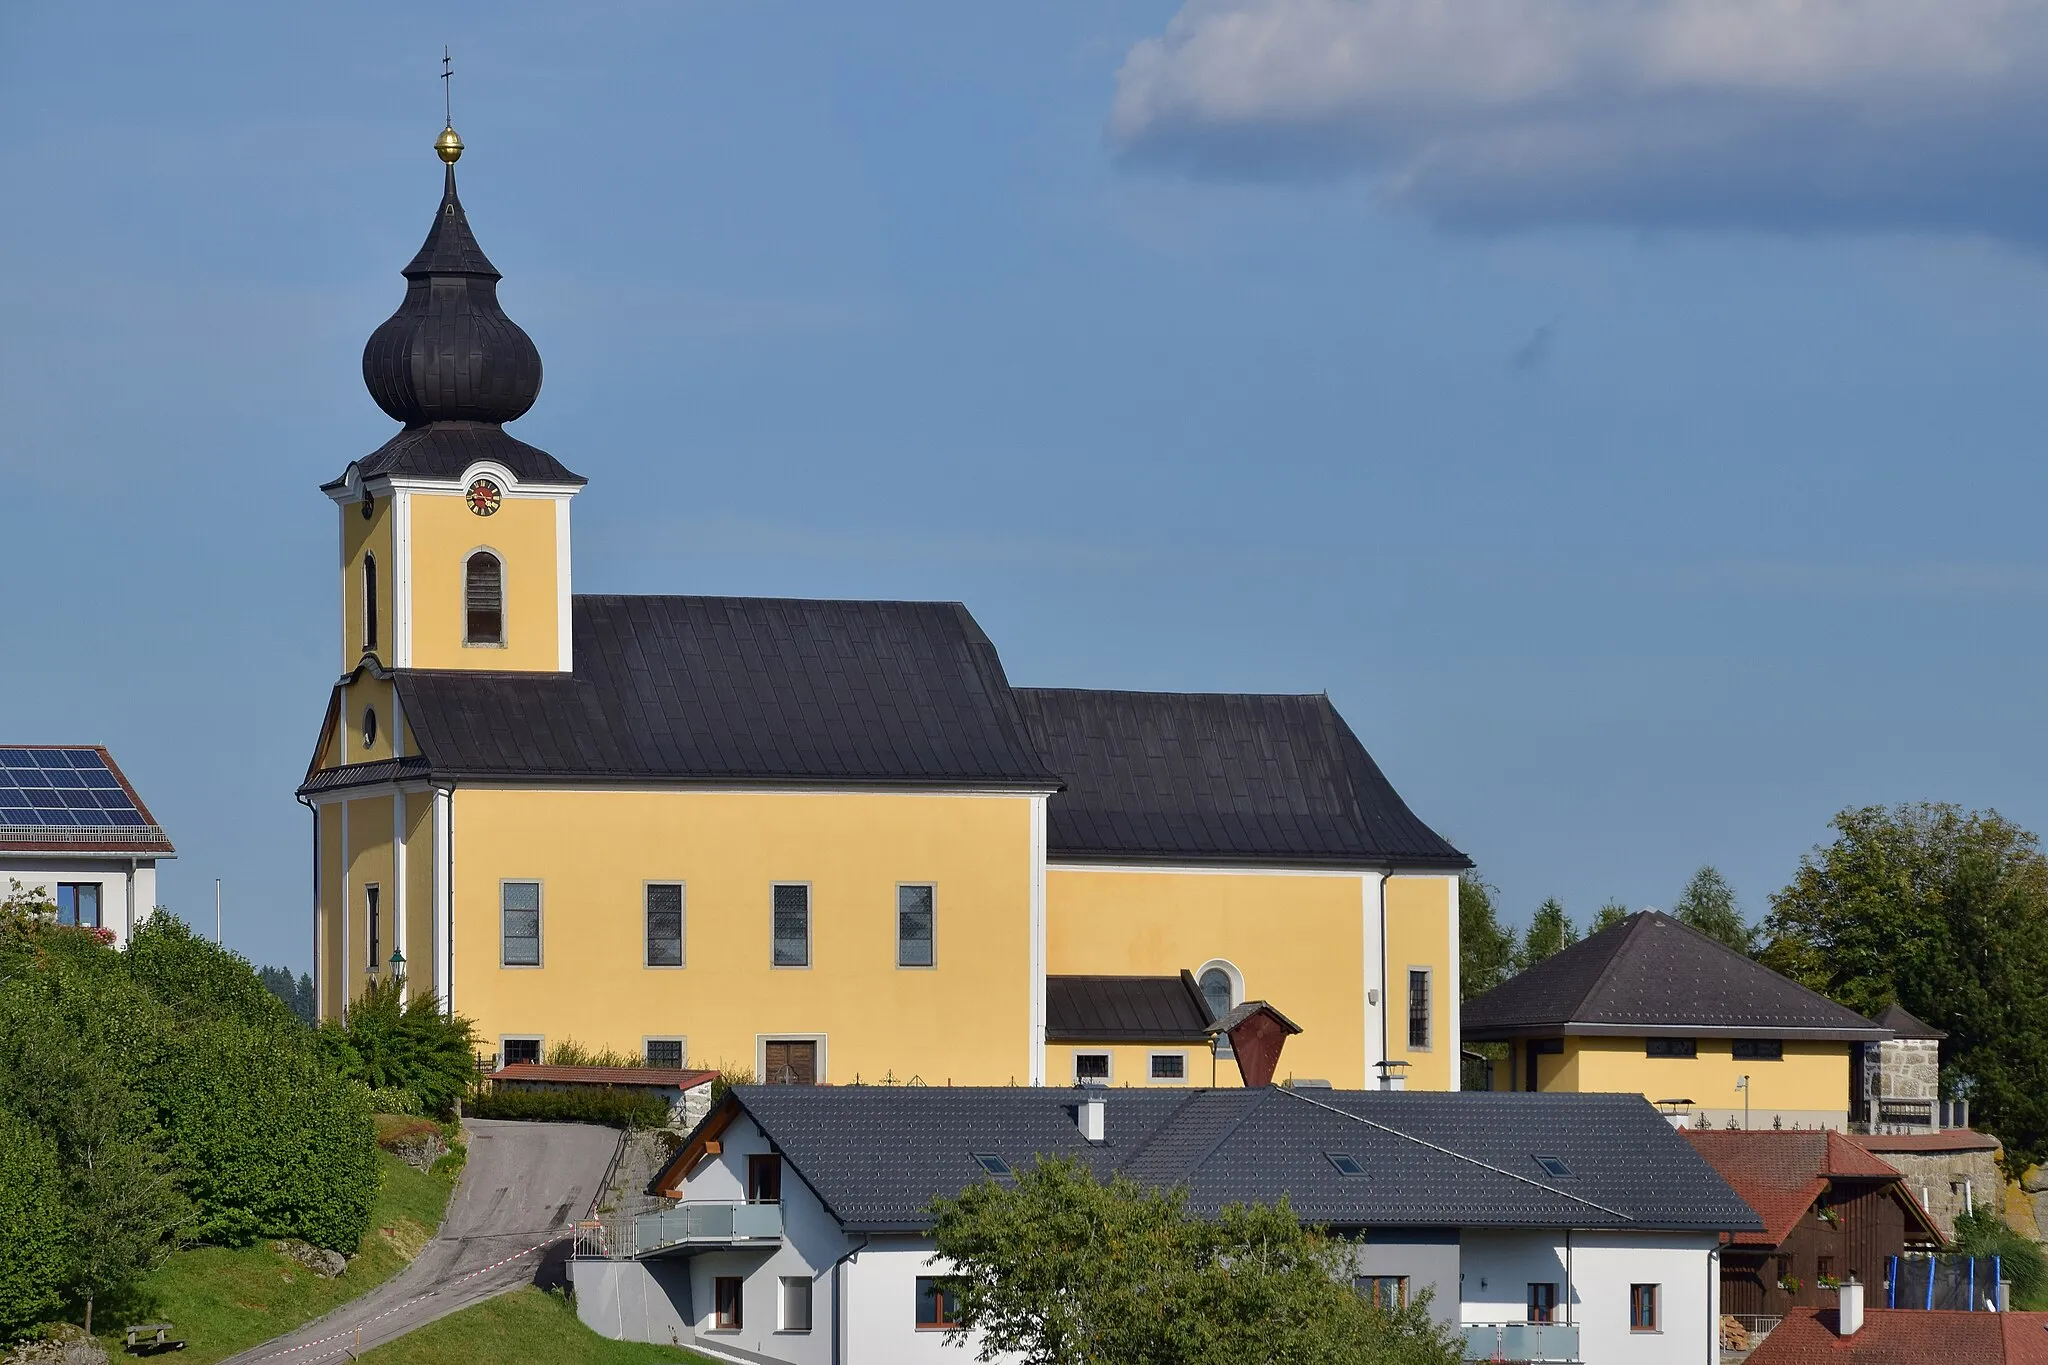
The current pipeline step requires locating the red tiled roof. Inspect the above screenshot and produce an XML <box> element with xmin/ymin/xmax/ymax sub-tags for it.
<box><xmin>1748</xmin><ymin>1308</ymin><xmax>2048</xmax><ymax>1363</ymax></box>
<box><xmin>1682</xmin><ymin>1131</ymin><xmax>1907</xmax><ymax>1246</ymax></box>
<box><xmin>1850</xmin><ymin>1129</ymin><xmax>2002</xmax><ymax>1155</ymax></box>
<box><xmin>491</xmin><ymin>1064</ymin><xmax>716</xmax><ymax>1089</ymax></box>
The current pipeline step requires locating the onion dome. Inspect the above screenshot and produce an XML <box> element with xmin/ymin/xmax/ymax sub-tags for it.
<box><xmin>362</xmin><ymin>128</ymin><xmax>543</xmax><ymax>426</ymax></box>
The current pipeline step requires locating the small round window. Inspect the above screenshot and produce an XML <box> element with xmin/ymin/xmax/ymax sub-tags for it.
<box><xmin>362</xmin><ymin>707</ymin><xmax>378</xmax><ymax>749</ymax></box>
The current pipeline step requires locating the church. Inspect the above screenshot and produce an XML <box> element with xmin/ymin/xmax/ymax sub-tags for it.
<box><xmin>299</xmin><ymin>122</ymin><xmax>1470</xmax><ymax>1092</ymax></box>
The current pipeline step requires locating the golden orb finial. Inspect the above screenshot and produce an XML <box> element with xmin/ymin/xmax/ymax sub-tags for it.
<box><xmin>435</xmin><ymin>123</ymin><xmax>464</xmax><ymax>164</ymax></box>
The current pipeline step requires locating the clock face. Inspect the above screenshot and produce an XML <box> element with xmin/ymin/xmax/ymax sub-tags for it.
<box><xmin>466</xmin><ymin>478</ymin><xmax>503</xmax><ymax>517</ymax></box>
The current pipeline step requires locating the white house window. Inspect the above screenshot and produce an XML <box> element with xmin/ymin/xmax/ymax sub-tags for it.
<box><xmin>772</xmin><ymin>884</ymin><xmax>811</xmax><ymax>967</ymax></box>
<box><xmin>365</xmin><ymin>885</ymin><xmax>381</xmax><ymax>973</ymax></box>
<box><xmin>898</xmin><ymin>884</ymin><xmax>935</xmax><ymax>967</ymax></box>
<box><xmin>645</xmin><ymin>1038</ymin><xmax>685</xmax><ymax>1069</ymax></box>
<box><xmin>645</xmin><ymin>883</ymin><xmax>684</xmax><ymax>966</ymax></box>
<box><xmin>1355</xmin><ymin>1275</ymin><xmax>1408</xmax><ymax>1310</ymax></box>
<box><xmin>56</xmin><ymin>883</ymin><xmax>101</xmax><ymax>929</ymax></box>
<box><xmin>502</xmin><ymin>1037</ymin><xmax>541</xmax><ymax>1066</ymax></box>
<box><xmin>779</xmin><ymin>1276</ymin><xmax>813</xmax><ymax>1333</ymax></box>
<box><xmin>1199</xmin><ymin>967</ymin><xmax>1234</xmax><ymax>1019</ymax></box>
<box><xmin>465</xmin><ymin>552</ymin><xmax>503</xmax><ymax>645</ymax></box>
<box><xmin>501</xmin><ymin>881</ymin><xmax>541</xmax><ymax>966</ymax></box>
<box><xmin>1074</xmin><ymin>1052</ymin><xmax>1111</xmax><ymax>1084</ymax></box>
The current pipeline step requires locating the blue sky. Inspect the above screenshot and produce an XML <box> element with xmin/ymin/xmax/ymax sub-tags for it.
<box><xmin>7</xmin><ymin>1</ymin><xmax>2048</xmax><ymax>972</ymax></box>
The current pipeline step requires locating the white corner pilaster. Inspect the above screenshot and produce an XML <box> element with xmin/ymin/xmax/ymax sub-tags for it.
<box><xmin>1029</xmin><ymin>794</ymin><xmax>1048</xmax><ymax>1086</ymax></box>
<box><xmin>555</xmin><ymin>495</ymin><xmax>574</xmax><ymax>672</ymax></box>
<box><xmin>393</xmin><ymin>489</ymin><xmax>413</xmax><ymax>667</ymax></box>
<box><xmin>339</xmin><ymin>800</ymin><xmax>350</xmax><ymax>1025</ymax></box>
<box><xmin>393</xmin><ymin>791</ymin><xmax>409</xmax><ymax>1007</ymax></box>
<box><xmin>1446</xmin><ymin>873</ymin><xmax>1461</xmax><ymax>1090</ymax></box>
<box><xmin>433</xmin><ymin>787</ymin><xmax>454</xmax><ymax>1016</ymax></box>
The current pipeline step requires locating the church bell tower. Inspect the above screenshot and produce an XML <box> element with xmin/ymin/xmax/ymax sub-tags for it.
<box><xmin>325</xmin><ymin>120</ymin><xmax>584</xmax><ymax>679</ymax></box>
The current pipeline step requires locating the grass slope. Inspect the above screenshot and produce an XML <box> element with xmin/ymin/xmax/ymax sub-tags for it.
<box><xmin>122</xmin><ymin>1147</ymin><xmax>460</xmax><ymax>1363</ymax></box>
<box><xmin>358</xmin><ymin>1287</ymin><xmax>718</xmax><ymax>1364</ymax></box>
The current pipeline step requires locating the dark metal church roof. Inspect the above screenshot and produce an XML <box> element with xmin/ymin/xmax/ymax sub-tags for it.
<box><xmin>1462</xmin><ymin>911</ymin><xmax>1891</xmax><ymax>1042</ymax></box>
<box><xmin>1045</xmin><ymin>973</ymin><xmax>1215</xmax><ymax>1041</ymax></box>
<box><xmin>1015</xmin><ymin>688</ymin><xmax>1467</xmax><ymax>868</ymax></box>
<box><xmin>681</xmin><ymin>1085</ymin><xmax>1760</xmax><ymax>1236</ymax></box>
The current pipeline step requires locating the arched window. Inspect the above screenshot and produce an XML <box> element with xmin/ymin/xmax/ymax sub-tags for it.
<box><xmin>362</xmin><ymin>553</ymin><xmax>378</xmax><ymax>651</ymax></box>
<box><xmin>1200</xmin><ymin>968</ymin><xmax>1235</xmax><ymax>1021</ymax></box>
<box><xmin>465</xmin><ymin>552</ymin><xmax>503</xmax><ymax>645</ymax></box>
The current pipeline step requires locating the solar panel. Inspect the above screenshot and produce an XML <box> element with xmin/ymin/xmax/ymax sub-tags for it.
<box><xmin>95</xmin><ymin>791</ymin><xmax>129</xmax><ymax>809</ymax></box>
<box><xmin>0</xmin><ymin>749</ymin><xmax>148</xmax><ymax>830</ymax></box>
<box><xmin>26</xmin><ymin>791</ymin><xmax>64</xmax><ymax>809</ymax></box>
<box><xmin>46</xmin><ymin>771</ymin><xmax>83</xmax><ymax>789</ymax></box>
<box><xmin>61</xmin><ymin>792</ymin><xmax>97</xmax><ymax>809</ymax></box>
<box><xmin>31</xmin><ymin>750</ymin><xmax>72</xmax><ymax>768</ymax></box>
<box><xmin>0</xmin><ymin>750</ymin><xmax>33</xmax><ymax>767</ymax></box>
<box><xmin>66</xmin><ymin>751</ymin><xmax>105</xmax><ymax>769</ymax></box>
<box><xmin>82</xmin><ymin>771</ymin><xmax>119</xmax><ymax>789</ymax></box>
<box><xmin>0</xmin><ymin>772</ymin><xmax>14</xmax><ymax>787</ymax></box>
<box><xmin>69</xmin><ymin>810</ymin><xmax>114</xmax><ymax>826</ymax></box>
<box><xmin>108</xmin><ymin>811</ymin><xmax>145</xmax><ymax>827</ymax></box>
<box><xmin>11</xmin><ymin>771</ymin><xmax>48</xmax><ymax>788</ymax></box>
<box><xmin>1</xmin><ymin>809</ymin><xmax>38</xmax><ymax>825</ymax></box>
<box><xmin>37</xmin><ymin>809</ymin><xmax>74</xmax><ymax>825</ymax></box>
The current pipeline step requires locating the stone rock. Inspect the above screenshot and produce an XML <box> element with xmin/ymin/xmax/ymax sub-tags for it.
<box><xmin>2022</xmin><ymin>1166</ymin><xmax>2048</xmax><ymax>1195</ymax></box>
<box><xmin>273</xmin><ymin>1238</ymin><xmax>348</xmax><ymax>1278</ymax></box>
<box><xmin>390</xmin><ymin>1130</ymin><xmax>449</xmax><ymax>1174</ymax></box>
<box><xmin>2</xmin><ymin>1325</ymin><xmax>109</xmax><ymax>1365</ymax></box>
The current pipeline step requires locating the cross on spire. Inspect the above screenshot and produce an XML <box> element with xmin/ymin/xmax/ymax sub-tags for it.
<box><xmin>442</xmin><ymin>46</ymin><xmax>453</xmax><ymax>125</ymax></box>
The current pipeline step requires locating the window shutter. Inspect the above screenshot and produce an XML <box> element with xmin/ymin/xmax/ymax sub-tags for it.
<box><xmin>465</xmin><ymin>554</ymin><xmax>503</xmax><ymax>644</ymax></box>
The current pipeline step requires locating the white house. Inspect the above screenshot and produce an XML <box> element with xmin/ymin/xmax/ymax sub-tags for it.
<box><xmin>568</xmin><ymin>1086</ymin><xmax>1759</xmax><ymax>1365</ymax></box>
<box><xmin>0</xmin><ymin>745</ymin><xmax>173</xmax><ymax>947</ymax></box>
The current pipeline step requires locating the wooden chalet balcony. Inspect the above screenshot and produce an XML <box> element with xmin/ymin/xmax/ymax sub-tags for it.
<box><xmin>572</xmin><ymin>1201</ymin><xmax>784</xmax><ymax>1260</ymax></box>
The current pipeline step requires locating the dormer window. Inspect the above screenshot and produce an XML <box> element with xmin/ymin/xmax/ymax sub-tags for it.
<box><xmin>363</xmin><ymin>553</ymin><xmax>379</xmax><ymax>652</ymax></box>
<box><xmin>465</xmin><ymin>552</ymin><xmax>503</xmax><ymax>645</ymax></box>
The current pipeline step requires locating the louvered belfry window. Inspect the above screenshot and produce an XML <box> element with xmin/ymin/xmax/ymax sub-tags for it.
<box><xmin>465</xmin><ymin>552</ymin><xmax>503</xmax><ymax>644</ymax></box>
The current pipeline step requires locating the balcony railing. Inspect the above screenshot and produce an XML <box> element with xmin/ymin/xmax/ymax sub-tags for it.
<box><xmin>1461</xmin><ymin>1321</ymin><xmax>1580</xmax><ymax>1362</ymax></box>
<box><xmin>573</xmin><ymin>1201</ymin><xmax>784</xmax><ymax>1260</ymax></box>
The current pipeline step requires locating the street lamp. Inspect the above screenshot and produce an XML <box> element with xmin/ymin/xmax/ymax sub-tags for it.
<box><xmin>1736</xmin><ymin>1073</ymin><xmax>1750</xmax><ymax>1130</ymax></box>
<box><xmin>388</xmin><ymin>947</ymin><xmax>406</xmax><ymax>984</ymax></box>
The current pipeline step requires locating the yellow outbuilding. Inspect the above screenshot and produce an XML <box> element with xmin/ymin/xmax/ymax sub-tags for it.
<box><xmin>298</xmin><ymin>130</ymin><xmax>1470</xmax><ymax>1091</ymax></box>
<box><xmin>1462</xmin><ymin>911</ymin><xmax>1890</xmax><ymax>1129</ymax></box>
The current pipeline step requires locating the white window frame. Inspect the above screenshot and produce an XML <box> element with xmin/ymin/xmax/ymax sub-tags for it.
<box><xmin>896</xmin><ymin>881</ymin><xmax>937</xmax><ymax>969</ymax></box>
<box><xmin>643</xmin><ymin>1036</ymin><xmax>688</xmax><ymax>1069</ymax></box>
<box><xmin>364</xmin><ymin>883</ymin><xmax>382</xmax><ymax>975</ymax></box>
<box><xmin>500</xmin><ymin>1034</ymin><xmax>543</xmax><ymax>1067</ymax></box>
<box><xmin>644</xmin><ymin>880</ymin><xmax>686</xmax><ymax>968</ymax></box>
<box><xmin>501</xmin><ymin>878</ymin><xmax>543</xmax><ymax>968</ymax></box>
<box><xmin>771</xmin><ymin>882</ymin><xmax>812</xmax><ymax>969</ymax></box>
<box><xmin>1406</xmin><ymin>966</ymin><xmax>1433</xmax><ymax>1051</ymax></box>
<box><xmin>1073</xmin><ymin>1051</ymin><xmax>1113</xmax><ymax>1085</ymax></box>
<box><xmin>1148</xmin><ymin>1050</ymin><xmax>1188</xmax><ymax>1084</ymax></box>
<box><xmin>778</xmin><ymin>1275</ymin><xmax>813</xmax><ymax>1333</ymax></box>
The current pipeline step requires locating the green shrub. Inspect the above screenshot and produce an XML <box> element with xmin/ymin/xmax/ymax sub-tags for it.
<box><xmin>544</xmin><ymin>1038</ymin><xmax>644</xmax><ymax>1068</ymax></box>
<box><xmin>1954</xmin><ymin>1207</ymin><xmax>2048</xmax><ymax>1308</ymax></box>
<box><xmin>318</xmin><ymin>980</ymin><xmax>479</xmax><ymax>1117</ymax></box>
<box><xmin>468</xmin><ymin>1085</ymin><xmax>669</xmax><ymax>1129</ymax></box>
<box><xmin>0</xmin><ymin>1108</ymin><xmax>65</xmax><ymax>1336</ymax></box>
<box><xmin>125</xmin><ymin>917</ymin><xmax>298</xmax><ymax>1032</ymax></box>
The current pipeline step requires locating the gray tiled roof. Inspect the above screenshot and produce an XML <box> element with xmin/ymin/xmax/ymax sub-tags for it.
<box><xmin>713</xmin><ymin>1085</ymin><xmax>1760</xmax><ymax>1235</ymax></box>
<box><xmin>1046</xmin><ymin>974</ymin><xmax>1215</xmax><ymax>1041</ymax></box>
<box><xmin>1015</xmin><ymin>689</ymin><xmax>1467</xmax><ymax>868</ymax></box>
<box><xmin>323</xmin><ymin>421</ymin><xmax>585</xmax><ymax>492</ymax></box>
<box><xmin>385</xmin><ymin>596</ymin><xmax>1060</xmax><ymax>788</ymax></box>
<box><xmin>1461</xmin><ymin>912</ymin><xmax>1890</xmax><ymax>1041</ymax></box>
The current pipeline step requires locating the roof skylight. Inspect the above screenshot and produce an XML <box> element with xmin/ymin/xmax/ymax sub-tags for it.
<box><xmin>1326</xmin><ymin>1152</ymin><xmax>1366</xmax><ymax>1177</ymax></box>
<box><xmin>973</xmin><ymin>1152</ymin><xmax>1013</xmax><ymax>1178</ymax></box>
<box><xmin>1534</xmin><ymin>1155</ymin><xmax>1573</xmax><ymax>1179</ymax></box>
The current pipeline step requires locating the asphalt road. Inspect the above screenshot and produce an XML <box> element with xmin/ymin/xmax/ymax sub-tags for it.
<box><xmin>217</xmin><ymin>1119</ymin><xmax>622</xmax><ymax>1365</ymax></box>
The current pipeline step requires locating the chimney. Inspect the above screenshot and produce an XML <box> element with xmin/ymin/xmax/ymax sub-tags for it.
<box><xmin>1077</xmin><ymin>1092</ymin><xmax>1105</xmax><ymax>1143</ymax></box>
<box><xmin>1837</xmin><ymin>1277</ymin><xmax>1864</xmax><ymax>1337</ymax></box>
<box><xmin>1374</xmin><ymin>1059</ymin><xmax>1409</xmax><ymax>1092</ymax></box>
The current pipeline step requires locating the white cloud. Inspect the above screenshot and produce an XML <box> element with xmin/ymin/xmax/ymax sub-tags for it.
<box><xmin>1109</xmin><ymin>0</ymin><xmax>2048</xmax><ymax>236</ymax></box>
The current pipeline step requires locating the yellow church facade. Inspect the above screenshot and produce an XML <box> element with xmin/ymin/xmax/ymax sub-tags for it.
<box><xmin>300</xmin><ymin>131</ymin><xmax>1469</xmax><ymax>1092</ymax></box>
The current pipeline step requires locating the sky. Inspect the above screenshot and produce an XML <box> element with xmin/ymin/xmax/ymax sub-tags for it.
<box><xmin>7</xmin><ymin>1</ymin><xmax>2048</xmax><ymax>973</ymax></box>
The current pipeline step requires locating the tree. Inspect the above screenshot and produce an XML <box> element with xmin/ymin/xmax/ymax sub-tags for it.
<box><xmin>1513</xmin><ymin>899</ymin><xmax>1578</xmax><ymax>973</ymax></box>
<box><xmin>0</xmin><ymin>1109</ymin><xmax>65</xmax><ymax>1337</ymax></box>
<box><xmin>1587</xmin><ymin>900</ymin><xmax>1630</xmax><ymax>935</ymax></box>
<box><xmin>1760</xmin><ymin>804</ymin><xmax>2048</xmax><ymax>1165</ymax></box>
<box><xmin>928</xmin><ymin>1158</ymin><xmax>1461</xmax><ymax>1365</ymax></box>
<box><xmin>258</xmin><ymin>965</ymin><xmax>317</xmax><ymax>1026</ymax></box>
<box><xmin>1458</xmin><ymin>874</ymin><xmax>1516</xmax><ymax>1000</ymax></box>
<box><xmin>318</xmin><ymin>979</ymin><xmax>479</xmax><ymax>1117</ymax></box>
<box><xmin>1672</xmin><ymin>866</ymin><xmax>1752</xmax><ymax>954</ymax></box>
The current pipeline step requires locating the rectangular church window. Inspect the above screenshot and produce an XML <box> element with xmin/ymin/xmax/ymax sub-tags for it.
<box><xmin>1408</xmin><ymin>969</ymin><xmax>1431</xmax><ymax>1049</ymax></box>
<box><xmin>502</xmin><ymin>880</ymin><xmax>541</xmax><ymax>966</ymax></box>
<box><xmin>646</xmin><ymin>883</ymin><xmax>684</xmax><ymax>966</ymax></box>
<box><xmin>772</xmin><ymin>884</ymin><xmax>810</xmax><ymax>967</ymax></box>
<box><xmin>898</xmin><ymin>884</ymin><xmax>935</xmax><ymax>967</ymax></box>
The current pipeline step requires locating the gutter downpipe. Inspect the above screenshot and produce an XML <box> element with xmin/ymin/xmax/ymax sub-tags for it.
<box><xmin>1565</xmin><ymin>1227</ymin><xmax>1573</xmax><ymax>1331</ymax></box>
<box><xmin>831</xmin><ymin>1235</ymin><xmax>869</xmax><ymax>1365</ymax></box>
<box><xmin>1709</xmin><ymin>1243</ymin><xmax>1720</xmax><ymax>1363</ymax></box>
